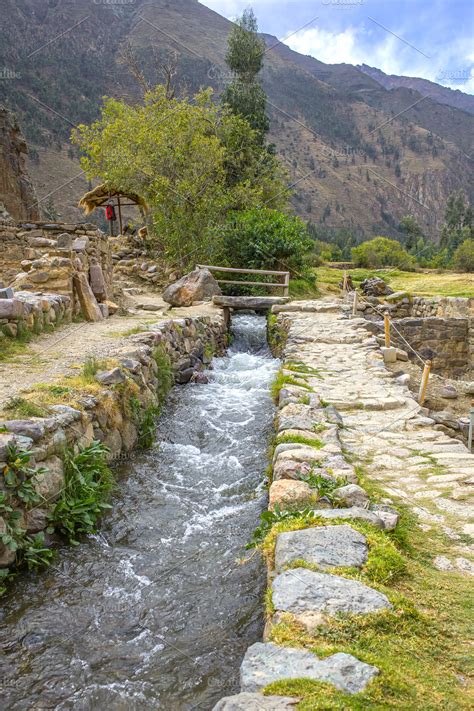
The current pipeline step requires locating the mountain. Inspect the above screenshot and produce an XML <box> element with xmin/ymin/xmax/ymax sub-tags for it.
<box><xmin>358</xmin><ymin>64</ymin><xmax>474</xmax><ymax>116</ymax></box>
<box><xmin>0</xmin><ymin>0</ymin><xmax>473</xmax><ymax>243</ymax></box>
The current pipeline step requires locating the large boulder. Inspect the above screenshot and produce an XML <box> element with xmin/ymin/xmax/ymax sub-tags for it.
<box><xmin>162</xmin><ymin>268</ymin><xmax>221</xmax><ymax>307</ymax></box>
<box><xmin>360</xmin><ymin>277</ymin><xmax>393</xmax><ymax>297</ymax></box>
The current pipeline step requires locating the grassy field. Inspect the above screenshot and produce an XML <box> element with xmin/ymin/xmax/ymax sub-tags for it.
<box><xmin>314</xmin><ymin>265</ymin><xmax>474</xmax><ymax>298</ymax></box>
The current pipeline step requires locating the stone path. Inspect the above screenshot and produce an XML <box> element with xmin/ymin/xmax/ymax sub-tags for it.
<box><xmin>0</xmin><ymin>293</ymin><xmax>216</xmax><ymax>410</ymax></box>
<box><xmin>280</xmin><ymin>301</ymin><xmax>474</xmax><ymax>565</ymax></box>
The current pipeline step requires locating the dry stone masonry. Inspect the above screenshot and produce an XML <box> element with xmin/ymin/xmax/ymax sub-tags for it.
<box><xmin>0</xmin><ymin>220</ymin><xmax>114</xmax><ymax>322</ymax></box>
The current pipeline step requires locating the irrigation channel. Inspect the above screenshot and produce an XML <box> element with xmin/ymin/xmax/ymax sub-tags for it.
<box><xmin>0</xmin><ymin>313</ymin><xmax>279</xmax><ymax>710</ymax></box>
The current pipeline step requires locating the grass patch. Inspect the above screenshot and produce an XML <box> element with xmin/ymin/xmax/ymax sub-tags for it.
<box><xmin>315</xmin><ymin>264</ymin><xmax>474</xmax><ymax>298</ymax></box>
<box><xmin>0</xmin><ymin>337</ymin><xmax>31</xmax><ymax>362</ymax></box>
<box><xmin>3</xmin><ymin>396</ymin><xmax>49</xmax><ymax>418</ymax></box>
<box><xmin>276</xmin><ymin>433</ymin><xmax>324</xmax><ymax>449</ymax></box>
<box><xmin>271</xmin><ymin>370</ymin><xmax>313</xmax><ymax>402</ymax></box>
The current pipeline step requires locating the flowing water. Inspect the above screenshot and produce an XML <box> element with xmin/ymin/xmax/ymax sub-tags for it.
<box><xmin>0</xmin><ymin>313</ymin><xmax>279</xmax><ymax>710</ymax></box>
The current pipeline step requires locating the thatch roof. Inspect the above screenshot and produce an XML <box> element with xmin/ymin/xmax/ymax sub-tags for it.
<box><xmin>78</xmin><ymin>183</ymin><xmax>148</xmax><ymax>215</ymax></box>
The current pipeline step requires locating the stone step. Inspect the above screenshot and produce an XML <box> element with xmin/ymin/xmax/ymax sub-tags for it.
<box><xmin>212</xmin><ymin>692</ymin><xmax>297</xmax><ymax>710</ymax></box>
<box><xmin>240</xmin><ymin>642</ymin><xmax>379</xmax><ymax>695</ymax></box>
<box><xmin>272</xmin><ymin>568</ymin><xmax>391</xmax><ymax>617</ymax></box>
<box><xmin>275</xmin><ymin>525</ymin><xmax>368</xmax><ymax>572</ymax></box>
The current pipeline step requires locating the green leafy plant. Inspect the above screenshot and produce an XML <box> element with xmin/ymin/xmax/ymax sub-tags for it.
<box><xmin>296</xmin><ymin>470</ymin><xmax>344</xmax><ymax>503</ymax></box>
<box><xmin>23</xmin><ymin>532</ymin><xmax>54</xmax><ymax>570</ymax></box>
<box><xmin>247</xmin><ymin>504</ymin><xmax>316</xmax><ymax>549</ymax></box>
<box><xmin>3</xmin><ymin>396</ymin><xmax>48</xmax><ymax>419</ymax></box>
<box><xmin>51</xmin><ymin>441</ymin><xmax>113</xmax><ymax>544</ymax></box>
<box><xmin>153</xmin><ymin>345</ymin><xmax>173</xmax><ymax>403</ymax></box>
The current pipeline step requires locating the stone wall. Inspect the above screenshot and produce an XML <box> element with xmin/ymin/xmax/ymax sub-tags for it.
<box><xmin>0</xmin><ymin>313</ymin><xmax>227</xmax><ymax>568</ymax></box>
<box><xmin>353</xmin><ymin>294</ymin><xmax>474</xmax><ymax>375</ymax></box>
<box><xmin>390</xmin><ymin>317</ymin><xmax>469</xmax><ymax>376</ymax></box>
<box><xmin>0</xmin><ymin>290</ymin><xmax>71</xmax><ymax>339</ymax></box>
<box><xmin>0</xmin><ymin>220</ymin><xmax>115</xmax><ymax>321</ymax></box>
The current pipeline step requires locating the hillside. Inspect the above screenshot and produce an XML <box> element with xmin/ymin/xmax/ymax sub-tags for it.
<box><xmin>359</xmin><ymin>64</ymin><xmax>474</xmax><ymax>116</ymax></box>
<box><xmin>0</xmin><ymin>0</ymin><xmax>473</xmax><ymax>241</ymax></box>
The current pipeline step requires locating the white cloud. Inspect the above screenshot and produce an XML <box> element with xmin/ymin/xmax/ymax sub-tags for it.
<box><xmin>286</xmin><ymin>26</ymin><xmax>474</xmax><ymax>94</ymax></box>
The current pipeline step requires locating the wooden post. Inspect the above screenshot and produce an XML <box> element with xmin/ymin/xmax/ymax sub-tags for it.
<box><xmin>117</xmin><ymin>195</ymin><xmax>123</xmax><ymax>236</ymax></box>
<box><xmin>352</xmin><ymin>289</ymin><xmax>358</xmax><ymax>317</ymax></box>
<box><xmin>468</xmin><ymin>400</ymin><xmax>474</xmax><ymax>452</ymax></box>
<box><xmin>384</xmin><ymin>314</ymin><xmax>391</xmax><ymax>347</ymax></box>
<box><xmin>283</xmin><ymin>272</ymin><xmax>290</xmax><ymax>297</ymax></box>
<box><xmin>342</xmin><ymin>270</ymin><xmax>348</xmax><ymax>292</ymax></box>
<box><xmin>418</xmin><ymin>360</ymin><xmax>432</xmax><ymax>405</ymax></box>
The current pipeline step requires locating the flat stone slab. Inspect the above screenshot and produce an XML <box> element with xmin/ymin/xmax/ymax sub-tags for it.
<box><xmin>213</xmin><ymin>295</ymin><xmax>290</xmax><ymax>311</ymax></box>
<box><xmin>313</xmin><ymin>507</ymin><xmax>386</xmax><ymax>529</ymax></box>
<box><xmin>275</xmin><ymin>525</ymin><xmax>368</xmax><ymax>572</ymax></box>
<box><xmin>272</xmin><ymin>568</ymin><xmax>391</xmax><ymax>616</ymax></box>
<box><xmin>212</xmin><ymin>692</ymin><xmax>298</xmax><ymax>710</ymax></box>
<box><xmin>240</xmin><ymin>642</ymin><xmax>379</xmax><ymax>695</ymax></box>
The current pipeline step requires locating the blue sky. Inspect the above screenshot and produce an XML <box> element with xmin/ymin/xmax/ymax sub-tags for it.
<box><xmin>200</xmin><ymin>0</ymin><xmax>474</xmax><ymax>94</ymax></box>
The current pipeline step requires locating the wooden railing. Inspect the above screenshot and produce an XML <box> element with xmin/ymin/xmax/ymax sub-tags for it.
<box><xmin>197</xmin><ymin>265</ymin><xmax>290</xmax><ymax>296</ymax></box>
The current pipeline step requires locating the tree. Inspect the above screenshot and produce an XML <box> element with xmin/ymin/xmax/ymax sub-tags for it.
<box><xmin>399</xmin><ymin>215</ymin><xmax>423</xmax><ymax>252</ymax></box>
<box><xmin>222</xmin><ymin>208</ymin><xmax>313</xmax><ymax>274</ymax></box>
<box><xmin>222</xmin><ymin>9</ymin><xmax>269</xmax><ymax>141</ymax></box>
<box><xmin>452</xmin><ymin>239</ymin><xmax>474</xmax><ymax>272</ymax></box>
<box><xmin>440</xmin><ymin>190</ymin><xmax>473</xmax><ymax>253</ymax></box>
<box><xmin>73</xmin><ymin>87</ymin><xmax>287</xmax><ymax>267</ymax></box>
<box><xmin>351</xmin><ymin>237</ymin><xmax>416</xmax><ymax>270</ymax></box>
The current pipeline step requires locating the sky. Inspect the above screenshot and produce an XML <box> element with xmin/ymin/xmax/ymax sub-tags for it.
<box><xmin>200</xmin><ymin>0</ymin><xmax>474</xmax><ymax>94</ymax></box>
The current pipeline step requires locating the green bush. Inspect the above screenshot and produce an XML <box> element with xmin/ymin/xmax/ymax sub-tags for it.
<box><xmin>222</xmin><ymin>207</ymin><xmax>313</xmax><ymax>275</ymax></box>
<box><xmin>52</xmin><ymin>441</ymin><xmax>113</xmax><ymax>544</ymax></box>
<box><xmin>351</xmin><ymin>237</ymin><xmax>416</xmax><ymax>270</ymax></box>
<box><xmin>452</xmin><ymin>239</ymin><xmax>474</xmax><ymax>272</ymax></box>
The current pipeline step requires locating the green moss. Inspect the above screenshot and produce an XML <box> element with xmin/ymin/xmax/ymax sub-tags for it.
<box><xmin>276</xmin><ymin>433</ymin><xmax>324</xmax><ymax>448</ymax></box>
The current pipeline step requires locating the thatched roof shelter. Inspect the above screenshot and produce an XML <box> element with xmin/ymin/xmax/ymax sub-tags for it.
<box><xmin>79</xmin><ymin>183</ymin><xmax>148</xmax><ymax>235</ymax></box>
<box><xmin>79</xmin><ymin>184</ymin><xmax>148</xmax><ymax>215</ymax></box>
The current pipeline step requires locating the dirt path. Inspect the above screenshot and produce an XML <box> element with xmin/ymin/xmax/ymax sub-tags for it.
<box><xmin>0</xmin><ymin>294</ymin><xmax>217</xmax><ymax>409</ymax></box>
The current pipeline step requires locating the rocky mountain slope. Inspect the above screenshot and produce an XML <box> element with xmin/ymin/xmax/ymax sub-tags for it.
<box><xmin>359</xmin><ymin>64</ymin><xmax>474</xmax><ymax>116</ymax></box>
<box><xmin>0</xmin><ymin>0</ymin><xmax>473</xmax><ymax>241</ymax></box>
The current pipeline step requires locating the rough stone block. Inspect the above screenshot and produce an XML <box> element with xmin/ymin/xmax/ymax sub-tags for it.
<box><xmin>212</xmin><ymin>693</ymin><xmax>298</xmax><ymax>710</ymax></box>
<box><xmin>240</xmin><ymin>642</ymin><xmax>379</xmax><ymax>695</ymax></box>
<box><xmin>272</xmin><ymin>568</ymin><xmax>391</xmax><ymax>616</ymax></box>
<box><xmin>275</xmin><ymin>525</ymin><xmax>368</xmax><ymax>571</ymax></box>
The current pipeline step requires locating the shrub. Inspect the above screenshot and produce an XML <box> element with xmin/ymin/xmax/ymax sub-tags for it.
<box><xmin>351</xmin><ymin>237</ymin><xmax>416</xmax><ymax>270</ymax></box>
<box><xmin>452</xmin><ymin>239</ymin><xmax>474</xmax><ymax>272</ymax></box>
<box><xmin>222</xmin><ymin>207</ymin><xmax>314</xmax><ymax>275</ymax></box>
<box><xmin>52</xmin><ymin>441</ymin><xmax>113</xmax><ymax>544</ymax></box>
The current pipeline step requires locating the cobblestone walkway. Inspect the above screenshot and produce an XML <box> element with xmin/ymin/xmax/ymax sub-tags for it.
<box><xmin>282</xmin><ymin>300</ymin><xmax>474</xmax><ymax>574</ymax></box>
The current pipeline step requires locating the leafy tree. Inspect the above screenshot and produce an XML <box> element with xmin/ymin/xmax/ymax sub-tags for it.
<box><xmin>72</xmin><ymin>87</ymin><xmax>287</xmax><ymax>267</ymax></box>
<box><xmin>399</xmin><ymin>215</ymin><xmax>423</xmax><ymax>252</ymax></box>
<box><xmin>440</xmin><ymin>190</ymin><xmax>473</xmax><ymax>253</ymax></box>
<box><xmin>222</xmin><ymin>9</ymin><xmax>269</xmax><ymax>141</ymax></box>
<box><xmin>222</xmin><ymin>208</ymin><xmax>313</xmax><ymax>274</ymax></box>
<box><xmin>351</xmin><ymin>237</ymin><xmax>416</xmax><ymax>270</ymax></box>
<box><xmin>452</xmin><ymin>239</ymin><xmax>474</xmax><ymax>272</ymax></box>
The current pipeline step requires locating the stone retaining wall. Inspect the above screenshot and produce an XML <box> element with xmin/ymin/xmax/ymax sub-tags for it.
<box><xmin>390</xmin><ymin>316</ymin><xmax>470</xmax><ymax>375</ymax></box>
<box><xmin>355</xmin><ymin>294</ymin><xmax>474</xmax><ymax>374</ymax></box>
<box><xmin>0</xmin><ymin>221</ymin><xmax>114</xmax><ymax>321</ymax></box>
<box><xmin>0</xmin><ymin>313</ymin><xmax>227</xmax><ymax>568</ymax></box>
<box><xmin>0</xmin><ymin>290</ymin><xmax>71</xmax><ymax>339</ymax></box>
